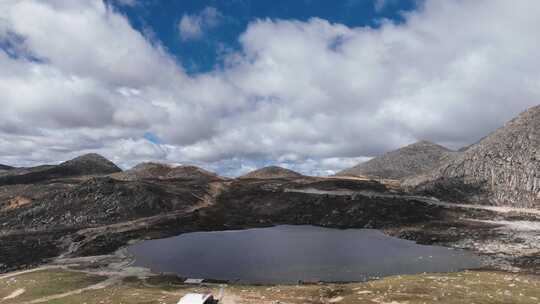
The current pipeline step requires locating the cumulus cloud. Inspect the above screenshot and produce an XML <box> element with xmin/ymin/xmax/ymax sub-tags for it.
<box><xmin>373</xmin><ymin>0</ymin><xmax>398</xmax><ymax>12</ymax></box>
<box><xmin>1</xmin><ymin>0</ymin><xmax>540</xmax><ymax>176</ymax></box>
<box><xmin>178</xmin><ymin>6</ymin><xmax>222</xmax><ymax>41</ymax></box>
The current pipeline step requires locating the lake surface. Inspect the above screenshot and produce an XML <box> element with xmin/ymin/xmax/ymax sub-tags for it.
<box><xmin>128</xmin><ymin>225</ymin><xmax>482</xmax><ymax>284</ymax></box>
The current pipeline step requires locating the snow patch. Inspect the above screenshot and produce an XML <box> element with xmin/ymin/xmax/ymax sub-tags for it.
<box><xmin>479</xmin><ymin>220</ymin><xmax>540</xmax><ymax>231</ymax></box>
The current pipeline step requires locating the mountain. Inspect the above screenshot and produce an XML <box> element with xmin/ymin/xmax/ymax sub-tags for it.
<box><xmin>405</xmin><ymin>105</ymin><xmax>540</xmax><ymax>208</ymax></box>
<box><xmin>0</xmin><ymin>151</ymin><xmax>537</xmax><ymax>274</ymax></box>
<box><xmin>337</xmin><ymin>141</ymin><xmax>457</xmax><ymax>180</ymax></box>
<box><xmin>239</xmin><ymin>166</ymin><xmax>304</xmax><ymax>179</ymax></box>
<box><xmin>114</xmin><ymin>162</ymin><xmax>220</xmax><ymax>181</ymax></box>
<box><xmin>0</xmin><ymin>153</ymin><xmax>121</xmax><ymax>186</ymax></box>
<box><xmin>58</xmin><ymin>153</ymin><xmax>122</xmax><ymax>175</ymax></box>
<box><xmin>165</xmin><ymin>165</ymin><xmax>220</xmax><ymax>180</ymax></box>
<box><xmin>0</xmin><ymin>164</ymin><xmax>14</xmax><ymax>171</ymax></box>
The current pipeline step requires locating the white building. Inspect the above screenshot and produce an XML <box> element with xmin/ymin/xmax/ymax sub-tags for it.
<box><xmin>177</xmin><ymin>293</ymin><xmax>215</xmax><ymax>304</ymax></box>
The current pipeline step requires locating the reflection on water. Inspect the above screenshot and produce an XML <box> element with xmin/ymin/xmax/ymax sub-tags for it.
<box><xmin>128</xmin><ymin>225</ymin><xmax>482</xmax><ymax>284</ymax></box>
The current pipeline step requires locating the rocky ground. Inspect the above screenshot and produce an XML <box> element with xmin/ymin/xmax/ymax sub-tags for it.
<box><xmin>1</xmin><ymin>154</ymin><xmax>540</xmax><ymax>303</ymax></box>
<box><xmin>2</xmin><ymin>172</ymin><xmax>539</xmax><ymax>275</ymax></box>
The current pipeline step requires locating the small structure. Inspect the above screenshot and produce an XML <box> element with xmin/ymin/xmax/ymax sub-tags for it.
<box><xmin>177</xmin><ymin>293</ymin><xmax>215</xmax><ymax>304</ymax></box>
<box><xmin>184</xmin><ymin>278</ymin><xmax>205</xmax><ymax>284</ymax></box>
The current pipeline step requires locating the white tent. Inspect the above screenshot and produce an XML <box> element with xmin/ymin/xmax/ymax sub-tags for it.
<box><xmin>177</xmin><ymin>293</ymin><xmax>214</xmax><ymax>304</ymax></box>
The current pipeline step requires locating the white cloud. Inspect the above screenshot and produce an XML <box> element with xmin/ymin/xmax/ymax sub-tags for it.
<box><xmin>374</xmin><ymin>0</ymin><xmax>398</xmax><ymax>12</ymax></box>
<box><xmin>178</xmin><ymin>6</ymin><xmax>222</xmax><ymax>41</ymax></box>
<box><xmin>1</xmin><ymin>0</ymin><xmax>540</xmax><ymax>177</ymax></box>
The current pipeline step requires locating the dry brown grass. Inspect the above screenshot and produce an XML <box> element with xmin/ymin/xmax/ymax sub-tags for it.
<box><xmin>1</xmin><ymin>196</ymin><xmax>32</xmax><ymax>212</ymax></box>
<box><xmin>2</xmin><ymin>268</ymin><xmax>540</xmax><ymax>304</ymax></box>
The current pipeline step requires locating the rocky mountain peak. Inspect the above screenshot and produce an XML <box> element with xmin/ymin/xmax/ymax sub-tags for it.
<box><xmin>406</xmin><ymin>104</ymin><xmax>540</xmax><ymax>207</ymax></box>
<box><xmin>59</xmin><ymin>153</ymin><xmax>122</xmax><ymax>175</ymax></box>
<box><xmin>337</xmin><ymin>140</ymin><xmax>456</xmax><ymax>180</ymax></box>
<box><xmin>240</xmin><ymin>166</ymin><xmax>304</xmax><ymax>179</ymax></box>
<box><xmin>0</xmin><ymin>154</ymin><xmax>121</xmax><ymax>186</ymax></box>
<box><xmin>114</xmin><ymin>162</ymin><xmax>219</xmax><ymax>181</ymax></box>
<box><xmin>410</xmin><ymin>140</ymin><xmax>452</xmax><ymax>150</ymax></box>
<box><xmin>167</xmin><ymin>165</ymin><xmax>219</xmax><ymax>179</ymax></box>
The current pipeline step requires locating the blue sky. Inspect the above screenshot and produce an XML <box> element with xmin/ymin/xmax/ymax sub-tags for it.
<box><xmin>112</xmin><ymin>0</ymin><xmax>418</xmax><ymax>73</ymax></box>
<box><xmin>1</xmin><ymin>0</ymin><xmax>539</xmax><ymax>176</ymax></box>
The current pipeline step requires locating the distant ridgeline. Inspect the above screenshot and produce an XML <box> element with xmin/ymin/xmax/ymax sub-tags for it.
<box><xmin>0</xmin><ymin>164</ymin><xmax>14</xmax><ymax>171</ymax></box>
<box><xmin>0</xmin><ymin>154</ymin><xmax>121</xmax><ymax>186</ymax></box>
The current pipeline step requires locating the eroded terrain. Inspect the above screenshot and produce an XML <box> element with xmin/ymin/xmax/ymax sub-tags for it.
<box><xmin>1</xmin><ymin>157</ymin><xmax>540</xmax><ymax>303</ymax></box>
<box><xmin>2</xmin><ymin>175</ymin><xmax>540</xmax><ymax>274</ymax></box>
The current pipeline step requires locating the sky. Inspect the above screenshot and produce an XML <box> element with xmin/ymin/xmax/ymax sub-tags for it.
<box><xmin>0</xmin><ymin>0</ymin><xmax>539</xmax><ymax>176</ymax></box>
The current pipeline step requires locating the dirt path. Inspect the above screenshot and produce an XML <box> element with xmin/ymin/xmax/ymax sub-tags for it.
<box><xmin>0</xmin><ymin>266</ymin><xmax>63</xmax><ymax>280</ymax></box>
<box><xmin>1</xmin><ymin>289</ymin><xmax>25</xmax><ymax>301</ymax></box>
<box><xmin>20</xmin><ymin>277</ymin><xmax>119</xmax><ymax>304</ymax></box>
<box><xmin>186</xmin><ymin>181</ymin><xmax>229</xmax><ymax>212</ymax></box>
<box><xmin>0</xmin><ymin>266</ymin><xmax>122</xmax><ymax>304</ymax></box>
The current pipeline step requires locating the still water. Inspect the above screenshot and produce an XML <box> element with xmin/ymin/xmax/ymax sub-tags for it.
<box><xmin>128</xmin><ymin>225</ymin><xmax>481</xmax><ymax>284</ymax></box>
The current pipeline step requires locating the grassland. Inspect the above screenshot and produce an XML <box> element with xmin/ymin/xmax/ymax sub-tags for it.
<box><xmin>1</xmin><ymin>267</ymin><xmax>540</xmax><ymax>304</ymax></box>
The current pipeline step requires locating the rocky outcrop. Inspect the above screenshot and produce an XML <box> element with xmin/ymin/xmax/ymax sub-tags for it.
<box><xmin>239</xmin><ymin>166</ymin><xmax>304</xmax><ymax>179</ymax></box>
<box><xmin>0</xmin><ymin>154</ymin><xmax>121</xmax><ymax>186</ymax></box>
<box><xmin>405</xmin><ymin>105</ymin><xmax>540</xmax><ymax>208</ymax></box>
<box><xmin>114</xmin><ymin>162</ymin><xmax>221</xmax><ymax>181</ymax></box>
<box><xmin>338</xmin><ymin>141</ymin><xmax>457</xmax><ymax>180</ymax></box>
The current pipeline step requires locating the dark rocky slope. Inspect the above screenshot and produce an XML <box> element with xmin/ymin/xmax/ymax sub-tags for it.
<box><xmin>0</xmin><ymin>154</ymin><xmax>121</xmax><ymax>186</ymax></box>
<box><xmin>0</xmin><ymin>177</ymin><xmax>208</xmax><ymax>230</ymax></box>
<box><xmin>0</xmin><ymin>163</ymin><xmax>467</xmax><ymax>272</ymax></box>
<box><xmin>0</xmin><ymin>165</ymin><xmax>55</xmax><ymax>178</ymax></box>
<box><xmin>0</xmin><ymin>164</ymin><xmax>14</xmax><ymax>171</ymax></box>
<box><xmin>405</xmin><ymin>105</ymin><xmax>540</xmax><ymax>208</ymax></box>
<box><xmin>240</xmin><ymin>166</ymin><xmax>304</xmax><ymax>179</ymax></box>
<box><xmin>0</xmin><ymin>164</ymin><xmax>219</xmax><ymax>272</ymax></box>
<box><xmin>207</xmin><ymin>178</ymin><xmax>445</xmax><ymax>229</ymax></box>
<box><xmin>338</xmin><ymin>141</ymin><xmax>457</xmax><ymax>180</ymax></box>
<box><xmin>0</xmin><ymin>166</ymin><xmax>536</xmax><ymax>274</ymax></box>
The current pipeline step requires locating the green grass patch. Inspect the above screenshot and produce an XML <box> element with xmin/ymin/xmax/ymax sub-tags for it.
<box><xmin>0</xmin><ymin>269</ymin><xmax>106</xmax><ymax>303</ymax></box>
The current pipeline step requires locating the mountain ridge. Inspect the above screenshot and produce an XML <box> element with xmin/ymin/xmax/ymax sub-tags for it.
<box><xmin>114</xmin><ymin>162</ymin><xmax>221</xmax><ymax>181</ymax></box>
<box><xmin>0</xmin><ymin>153</ymin><xmax>121</xmax><ymax>186</ymax></box>
<box><xmin>337</xmin><ymin>140</ymin><xmax>457</xmax><ymax>180</ymax></box>
<box><xmin>405</xmin><ymin>105</ymin><xmax>540</xmax><ymax>207</ymax></box>
<box><xmin>239</xmin><ymin>166</ymin><xmax>304</xmax><ymax>179</ymax></box>
<box><xmin>0</xmin><ymin>164</ymin><xmax>14</xmax><ymax>171</ymax></box>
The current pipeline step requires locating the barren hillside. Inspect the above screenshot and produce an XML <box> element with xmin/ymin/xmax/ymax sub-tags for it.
<box><xmin>338</xmin><ymin>141</ymin><xmax>457</xmax><ymax>180</ymax></box>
